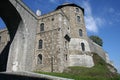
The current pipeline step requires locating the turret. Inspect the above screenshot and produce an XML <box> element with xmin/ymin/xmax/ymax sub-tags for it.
<box><xmin>56</xmin><ymin>3</ymin><xmax>87</xmax><ymax>39</ymax></box>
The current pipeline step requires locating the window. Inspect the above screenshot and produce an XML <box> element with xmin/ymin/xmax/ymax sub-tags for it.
<box><xmin>65</xmin><ymin>54</ymin><xmax>67</xmax><ymax>61</ymax></box>
<box><xmin>0</xmin><ymin>36</ymin><xmax>1</xmax><ymax>42</ymax></box>
<box><xmin>37</xmin><ymin>54</ymin><xmax>42</xmax><ymax>64</ymax></box>
<box><xmin>81</xmin><ymin>43</ymin><xmax>85</xmax><ymax>51</ymax></box>
<box><xmin>65</xmin><ymin>41</ymin><xmax>67</xmax><ymax>48</ymax></box>
<box><xmin>64</xmin><ymin>34</ymin><xmax>71</xmax><ymax>42</ymax></box>
<box><xmin>40</xmin><ymin>23</ymin><xmax>44</xmax><ymax>31</ymax></box>
<box><xmin>77</xmin><ymin>16</ymin><xmax>80</xmax><ymax>22</ymax></box>
<box><xmin>38</xmin><ymin>39</ymin><xmax>43</xmax><ymax>49</ymax></box>
<box><xmin>79</xmin><ymin>29</ymin><xmax>83</xmax><ymax>37</ymax></box>
<box><xmin>52</xmin><ymin>18</ymin><xmax>54</xmax><ymax>21</ymax></box>
<box><xmin>76</xmin><ymin>8</ymin><xmax>79</xmax><ymax>12</ymax></box>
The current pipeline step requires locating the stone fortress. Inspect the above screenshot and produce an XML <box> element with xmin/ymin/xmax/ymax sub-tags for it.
<box><xmin>0</xmin><ymin>1</ymin><xmax>113</xmax><ymax>73</ymax></box>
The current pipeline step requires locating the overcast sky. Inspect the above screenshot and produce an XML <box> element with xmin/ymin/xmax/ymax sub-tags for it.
<box><xmin>0</xmin><ymin>0</ymin><xmax>120</xmax><ymax>73</ymax></box>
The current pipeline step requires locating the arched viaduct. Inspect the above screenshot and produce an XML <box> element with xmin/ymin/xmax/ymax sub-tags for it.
<box><xmin>0</xmin><ymin>0</ymin><xmax>38</xmax><ymax>72</ymax></box>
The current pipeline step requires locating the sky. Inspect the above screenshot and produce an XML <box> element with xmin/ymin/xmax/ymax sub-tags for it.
<box><xmin>0</xmin><ymin>0</ymin><xmax>120</xmax><ymax>73</ymax></box>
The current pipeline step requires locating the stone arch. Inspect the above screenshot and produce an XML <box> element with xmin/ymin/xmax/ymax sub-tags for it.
<box><xmin>0</xmin><ymin>0</ymin><xmax>37</xmax><ymax>72</ymax></box>
<box><xmin>0</xmin><ymin>0</ymin><xmax>22</xmax><ymax>71</ymax></box>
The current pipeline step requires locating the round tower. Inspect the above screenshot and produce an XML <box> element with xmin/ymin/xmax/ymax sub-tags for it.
<box><xmin>56</xmin><ymin>3</ymin><xmax>94</xmax><ymax>67</ymax></box>
<box><xmin>56</xmin><ymin>3</ymin><xmax>87</xmax><ymax>39</ymax></box>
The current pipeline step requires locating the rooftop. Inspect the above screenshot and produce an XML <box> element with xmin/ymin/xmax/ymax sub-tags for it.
<box><xmin>55</xmin><ymin>3</ymin><xmax>84</xmax><ymax>14</ymax></box>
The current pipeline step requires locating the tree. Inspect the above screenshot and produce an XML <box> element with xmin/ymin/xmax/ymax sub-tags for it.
<box><xmin>89</xmin><ymin>35</ymin><xmax>103</xmax><ymax>47</ymax></box>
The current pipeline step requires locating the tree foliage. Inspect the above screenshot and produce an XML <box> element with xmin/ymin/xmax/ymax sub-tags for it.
<box><xmin>89</xmin><ymin>35</ymin><xmax>103</xmax><ymax>47</ymax></box>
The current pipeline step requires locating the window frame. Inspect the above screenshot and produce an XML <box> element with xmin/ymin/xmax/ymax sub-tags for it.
<box><xmin>37</xmin><ymin>54</ymin><xmax>42</xmax><ymax>64</ymax></box>
<box><xmin>81</xmin><ymin>43</ymin><xmax>85</xmax><ymax>51</ymax></box>
<box><xmin>79</xmin><ymin>29</ymin><xmax>83</xmax><ymax>37</ymax></box>
<box><xmin>77</xmin><ymin>16</ymin><xmax>80</xmax><ymax>22</ymax></box>
<box><xmin>40</xmin><ymin>23</ymin><xmax>44</xmax><ymax>32</ymax></box>
<box><xmin>38</xmin><ymin>39</ymin><xmax>43</xmax><ymax>49</ymax></box>
<box><xmin>76</xmin><ymin>7</ymin><xmax>79</xmax><ymax>12</ymax></box>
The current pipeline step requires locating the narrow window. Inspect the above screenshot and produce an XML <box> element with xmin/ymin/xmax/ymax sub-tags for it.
<box><xmin>81</xmin><ymin>43</ymin><xmax>85</xmax><ymax>51</ymax></box>
<box><xmin>38</xmin><ymin>39</ymin><xmax>43</xmax><ymax>49</ymax></box>
<box><xmin>40</xmin><ymin>23</ymin><xmax>44</xmax><ymax>31</ymax></box>
<box><xmin>37</xmin><ymin>54</ymin><xmax>42</xmax><ymax>64</ymax></box>
<box><xmin>77</xmin><ymin>16</ymin><xmax>80</xmax><ymax>22</ymax></box>
<box><xmin>79</xmin><ymin>29</ymin><xmax>83</xmax><ymax>37</ymax></box>
<box><xmin>0</xmin><ymin>36</ymin><xmax>1</xmax><ymax>42</ymax></box>
<box><xmin>65</xmin><ymin>54</ymin><xmax>67</xmax><ymax>61</ymax></box>
<box><xmin>76</xmin><ymin>8</ymin><xmax>79</xmax><ymax>12</ymax></box>
<box><xmin>65</xmin><ymin>41</ymin><xmax>67</xmax><ymax>48</ymax></box>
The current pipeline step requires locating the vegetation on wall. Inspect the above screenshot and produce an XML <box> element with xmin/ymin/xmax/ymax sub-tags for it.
<box><xmin>89</xmin><ymin>35</ymin><xmax>103</xmax><ymax>47</ymax></box>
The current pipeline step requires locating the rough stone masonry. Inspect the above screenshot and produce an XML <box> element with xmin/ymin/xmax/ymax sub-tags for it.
<box><xmin>0</xmin><ymin>0</ymin><xmax>113</xmax><ymax>73</ymax></box>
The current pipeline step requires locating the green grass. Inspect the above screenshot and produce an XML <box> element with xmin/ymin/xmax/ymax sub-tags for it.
<box><xmin>35</xmin><ymin>53</ymin><xmax>120</xmax><ymax>80</ymax></box>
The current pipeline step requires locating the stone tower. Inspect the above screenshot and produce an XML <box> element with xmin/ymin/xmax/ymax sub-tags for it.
<box><xmin>56</xmin><ymin>3</ymin><xmax>87</xmax><ymax>38</ymax></box>
<box><xmin>56</xmin><ymin>3</ymin><xmax>94</xmax><ymax>67</ymax></box>
<box><xmin>0</xmin><ymin>1</ymin><xmax>112</xmax><ymax>73</ymax></box>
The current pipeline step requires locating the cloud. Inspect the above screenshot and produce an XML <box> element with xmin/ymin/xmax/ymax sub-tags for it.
<box><xmin>83</xmin><ymin>1</ymin><xmax>105</xmax><ymax>33</ymax></box>
<box><xmin>107</xmin><ymin>7</ymin><xmax>120</xmax><ymax>25</ymax></box>
<box><xmin>95</xmin><ymin>17</ymin><xmax>105</xmax><ymax>27</ymax></box>
<box><xmin>50</xmin><ymin>0</ymin><xmax>56</xmax><ymax>3</ymax></box>
<box><xmin>50</xmin><ymin>0</ymin><xmax>54</xmax><ymax>2</ymax></box>
<box><xmin>109</xmin><ymin>8</ymin><xmax>115</xmax><ymax>13</ymax></box>
<box><xmin>85</xmin><ymin>16</ymin><xmax>98</xmax><ymax>33</ymax></box>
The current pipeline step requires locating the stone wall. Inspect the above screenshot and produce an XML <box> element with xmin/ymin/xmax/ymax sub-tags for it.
<box><xmin>34</xmin><ymin>11</ymin><xmax>70</xmax><ymax>72</ymax></box>
<box><xmin>35</xmin><ymin>29</ymin><xmax>61</xmax><ymax>72</ymax></box>
<box><xmin>7</xmin><ymin>0</ymin><xmax>38</xmax><ymax>72</ymax></box>
<box><xmin>69</xmin><ymin>54</ymin><xmax>94</xmax><ymax>67</ymax></box>
<box><xmin>0</xmin><ymin>1</ymin><xmax>112</xmax><ymax>73</ymax></box>
<box><xmin>88</xmin><ymin>38</ymin><xmax>108</xmax><ymax>62</ymax></box>
<box><xmin>0</xmin><ymin>29</ymin><xmax>9</xmax><ymax>54</ymax></box>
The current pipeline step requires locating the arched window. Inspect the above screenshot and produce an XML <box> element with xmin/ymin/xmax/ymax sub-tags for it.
<box><xmin>37</xmin><ymin>54</ymin><xmax>42</xmax><ymax>64</ymax></box>
<box><xmin>77</xmin><ymin>16</ymin><xmax>80</xmax><ymax>22</ymax></box>
<box><xmin>79</xmin><ymin>29</ymin><xmax>83</xmax><ymax>37</ymax></box>
<box><xmin>76</xmin><ymin>8</ymin><xmax>79</xmax><ymax>12</ymax></box>
<box><xmin>81</xmin><ymin>43</ymin><xmax>85</xmax><ymax>51</ymax></box>
<box><xmin>40</xmin><ymin>23</ymin><xmax>44</xmax><ymax>31</ymax></box>
<box><xmin>38</xmin><ymin>39</ymin><xmax>43</xmax><ymax>49</ymax></box>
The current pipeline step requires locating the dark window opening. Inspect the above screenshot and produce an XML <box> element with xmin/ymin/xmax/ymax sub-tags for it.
<box><xmin>52</xmin><ymin>18</ymin><xmax>54</xmax><ymax>21</ymax></box>
<box><xmin>39</xmin><ymin>39</ymin><xmax>43</xmax><ymax>49</ymax></box>
<box><xmin>64</xmin><ymin>34</ymin><xmax>71</xmax><ymax>42</ymax></box>
<box><xmin>65</xmin><ymin>41</ymin><xmax>67</xmax><ymax>48</ymax></box>
<box><xmin>40</xmin><ymin>23</ymin><xmax>44</xmax><ymax>31</ymax></box>
<box><xmin>81</xmin><ymin>43</ymin><xmax>85</xmax><ymax>51</ymax></box>
<box><xmin>76</xmin><ymin>8</ymin><xmax>79</xmax><ymax>12</ymax></box>
<box><xmin>79</xmin><ymin>29</ymin><xmax>83</xmax><ymax>37</ymax></box>
<box><xmin>38</xmin><ymin>54</ymin><xmax>42</xmax><ymax>64</ymax></box>
<box><xmin>65</xmin><ymin>54</ymin><xmax>67</xmax><ymax>61</ymax></box>
<box><xmin>0</xmin><ymin>36</ymin><xmax>1</xmax><ymax>42</ymax></box>
<box><xmin>77</xmin><ymin>16</ymin><xmax>80</xmax><ymax>22</ymax></box>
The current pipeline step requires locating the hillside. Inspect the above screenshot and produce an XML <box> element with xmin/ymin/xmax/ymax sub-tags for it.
<box><xmin>36</xmin><ymin>53</ymin><xmax>120</xmax><ymax>80</ymax></box>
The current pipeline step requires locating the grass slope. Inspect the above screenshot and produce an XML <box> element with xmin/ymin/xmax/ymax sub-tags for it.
<box><xmin>36</xmin><ymin>53</ymin><xmax>120</xmax><ymax>80</ymax></box>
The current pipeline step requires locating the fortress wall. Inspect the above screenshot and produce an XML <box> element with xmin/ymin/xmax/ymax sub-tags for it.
<box><xmin>88</xmin><ymin>38</ymin><xmax>108</xmax><ymax>62</ymax></box>
<box><xmin>68</xmin><ymin>54</ymin><xmax>94</xmax><ymax>67</ymax></box>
